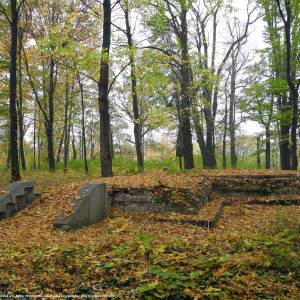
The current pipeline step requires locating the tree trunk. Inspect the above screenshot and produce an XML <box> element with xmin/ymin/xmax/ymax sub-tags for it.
<box><xmin>110</xmin><ymin>124</ymin><xmax>114</xmax><ymax>159</ymax></box>
<box><xmin>265</xmin><ymin>125</ymin><xmax>271</xmax><ymax>169</ymax></box>
<box><xmin>229</xmin><ymin>111</ymin><xmax>237</xmax><ymax>169</ymax></box>
<box><xmin>71</xmin><ymin>124</ymin><xmax>77</xmax><ymax>160</ymax></box>
<box><xmin>78</xmin><ymin>75</ymin><xmax>88</xmax><ymax>175</ymax></box>
<box><xmin>178</xmin><ymin>156</ymin><xmax>183</xmax><ymax>170</ymax></box>
<box><xmin>67</xmin><ymin>115</ymin><xmax>71</xmax><ymax>162</ymax></box>
<box><xmin>280</xmin><ymin>0</ymin><xmax>298</xmax><ymax>170</ymax></box>
<box><xmin>46</xmin><ymin>57</ymin><xmax>56</xmax><ymax>172</ymax></box>
<box><xmin>37</xmin><ymin>112</ymin><xmax>41</xmax><ymax>170</ymax></box>
<box><xmin>222</xmin><ymin>97</ymin><xmax>228</xmax><ymax>169</ymax></box>
<box><xmin>191</xmin><ymin>103</ymin><xmax>210</xmax><ymax>168</ymax></box>
<box><xmin>229</xmin><ymin>52</ymin><xmax>237</xmax><ymax>169</ymax></box>
<box><xmin>56</xmin><ymin>129</ymin><xmax>64</xmax><ymax>163</ymax></box>
<box><xmin>175</xmin><ymin>94</ymin><xmax>184</xmax><ymax>170</ymax></box>
<box><xmin>279</xmin><ymin>127</ymin><xmax>291</xmax><ymax>171</ymax></box>
<box><xmin>278</xmin><ymin>96</ymin><xmax>291</xmax><ymax>170</ymax></box>
<box><xmin>6</xmin><ymin>146</ymin><xmax>11</xmax><ymax>169</ymax></box>
<box><xmin>257</xmin><ymin>136</ymin><xmax>261</xmax><ymax>169</ymax></box>
<box><xmin>180</xmin><ymin>7</ymin><xmax>194</xmax><ymax>169</ymax></box>
<box><xmin>98</xmin><ymin>0</ymin><xmax>113</xmax><ymax>177</ymax></box>
<box><xmin>90</xmin><ymin>111</ymin><xmax>95</xmax><ymax>159</ymax></box>
<box><xmin>17</xmin><ymin>29</ymin><xmax>26</xmax><ymax>171</ymax></box>
<box><xmin>9</xmin><ymin>0</ymin><xmax>21</xmax><ymax>181</ymax></box>
<box><xmin>45</xmin><ymin>121</ymin><xmax>55</xmax><ymax>172</ymax></box>
<box><xmin>79</xmin><ymin>136</ymin><xmax>82</xmax><ymax>159</ymax></box>
<box><xmin>290</xmin><ymin>89</ymin><xmax>298</xmax><ymax>170</ymax></box>
<box><xmin>205</xmin><ymin>117</ymin><xmax>216</xmax><ymax>169</ymax></box>
<box><xmin>33</xmin><ymin>104</ymin><xmax>37</xmax><ymax>169</ymax></box>
<box><xmin>63</xmin><ymin>78</ymin><xmax>69</xmax><ymax>172</ymax></box>
<box><xmin>124</xmin><ymin>1</ymin><xmax>144</xmax><ymax>171</ymax></box>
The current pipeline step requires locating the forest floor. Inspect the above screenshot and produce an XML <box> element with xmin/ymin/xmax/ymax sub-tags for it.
<box><xmin>0</xmin><ymin>170</ymin><xmax>299</xmax><ymax>299</ymax></box>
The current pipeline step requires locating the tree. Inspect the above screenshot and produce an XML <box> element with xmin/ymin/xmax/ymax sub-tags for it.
<box><xmin>123</xmin><ymin>0</ymin><xmax>144</xmax><ymax>171</ymax></box>
<box><xmin>242</xmin><ymin>81</ymin><xmax>275</xmax><ymax>169</ymax></box>
<box><xmin>17</xmin><ymin>26</ymin><xmax>26</xmax><ymax>170</ymax></box>
<box><xmin>0</xmin><ymin>0</ymin><xmax>25</xmax><ymax>181</ymax></box>
<box><xmin>22</xmin><ymin>1</ymin><xmax>64</xmax><ymax>172</ymax></box>
<box><xmin>191</xmin><ymin>0</ymin><xmax>258</xmax><ymax>169</ymax></box>
<box><xmin>258</xmin><ymin>0</ymin><xmax>300</xmax><ymax>170</ymax></box>
<box><xmin>78</xmin><ymin>74</ymin><xmax>88</xmax><ymax>174</ymax></box>
<box><xmin>145</xmin><ymin>0</ymin><xmax>195</xmax><ymax>169</ymax></box>
<box><xmin>274</xmin><ymin>0</ymin><xmax>300</xmax><ymax>170</ymax></box>
<box><xmin>225</xmin><ymin>30</ymin><xmax>251</xmax><ymax>169</ymax></box>
<box><xmin>98</xmin><ymin>0</ymin><xmax>113</xmax><ymax>177</ymax></box>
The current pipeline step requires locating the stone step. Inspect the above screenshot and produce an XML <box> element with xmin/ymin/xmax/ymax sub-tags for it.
<box><xmin>150</xmin><ymin>196</ymin><xmax>225</xmax><ymax>228</ymax></box>
<box><xmin>222</xmin><ymin>194</ymin><xmax>300</xmax><ymax>206</ymax></box>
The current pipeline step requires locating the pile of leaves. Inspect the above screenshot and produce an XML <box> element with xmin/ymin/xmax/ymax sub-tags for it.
<box><xmin>0</xmin><ymin>171</ymin><xmax>299</xmax><ymax>298</ymax></box>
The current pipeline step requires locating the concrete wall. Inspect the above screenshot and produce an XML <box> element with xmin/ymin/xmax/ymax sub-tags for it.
<box><xmin>54</xmin><ymin>183</ymin><xmax>108</xmax><ymax>230</ymax></box>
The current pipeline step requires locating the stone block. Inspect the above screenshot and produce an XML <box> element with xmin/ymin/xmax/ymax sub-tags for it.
<box><xmin>0</xmin><ymin>181</ymin><xmax>39</xmax><ymax>219</ymax></box>
<box><xmin>54</xmin><ymin>183</ymin><xmax>108</xmax><ymax>230</ymax></box>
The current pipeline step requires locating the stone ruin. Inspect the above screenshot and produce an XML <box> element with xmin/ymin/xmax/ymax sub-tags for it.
<box><xmin>1</xmin><ymin>174</ymin><xmax>299</xmax><ymax>230</ymax></box>
<box><xmin>0</xmin><ymin>181</ymin><xmax>39</xmax><ymax>219</ymax></box>
<box><xmin>109</xmin><ymin>180</ymin><xmax>212</xmax><ymax>213</ymax></box>
<box><xmin>53</xmin><ymin>183</ymin><xmax>108</xmax><ymax>230</ymax></box>
<box><xmin>212</xmin><ymin>173</ymin><xmax>300</xmax><ymax>195</ymax></box>
<box><xmin>52</xmin><ymin>173</ymin><xmax>300</xmax><ymax>230</ymax></box>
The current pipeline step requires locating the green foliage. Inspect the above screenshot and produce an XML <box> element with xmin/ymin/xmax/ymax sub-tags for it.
<box><xmin>144</xmin><ymin>2</ymin><xmax>169</xmax><ymax>39</ymax></box>
<box><xmin>241</xmin><ymin>81</ymin><xmax>275</xmax><ymax>126</ymax></box>
<box><xmin>0</xmin><ymin>58</ymin><xmax>8</xmax><ymax>70</ymax></box>
<box><xmin>135</xmin><ymin>221</ymin><xmax>300</xmax><ymax>298</ymax></box>
<box><xmin>258</xmin><ymin>0</ymin><xmax>300</xmax><ymax>86</ymax></box>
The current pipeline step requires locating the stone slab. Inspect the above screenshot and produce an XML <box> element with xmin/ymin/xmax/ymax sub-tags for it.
<box><xmin>0</xmin><ymin>181</ymin><xmax>39</xmax><ymax>219</ymax></box>
<box><xmin>54</xmin><ymin>183</ymin><xmax>108</xmax><ymax>230</ymax></box>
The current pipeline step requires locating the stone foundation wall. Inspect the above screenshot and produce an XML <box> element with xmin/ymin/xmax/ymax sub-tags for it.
<box><xmin>109</xmin><ymin>180</ymin><xmax>213</xmax><ymax>214</ymax></box>
<box><xmin>212</xmin><ymin>174</ymin><xmax>300</xmax><ymax>195</ymax></box>
<box><xmin>108</xmin><ymin>174</ymin><xmax>300</xmax><ymax>213</ymax></box>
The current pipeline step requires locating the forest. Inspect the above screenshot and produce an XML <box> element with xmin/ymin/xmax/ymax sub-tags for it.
<box><xmin>0</xmin><ymin>0</ymin><xmax>300</xmax><ymax>298</ymax></box>
<box><xmin>0</xmin><ymin>0</ymin><xmax>299</xmax><ymax>180</ymax></box>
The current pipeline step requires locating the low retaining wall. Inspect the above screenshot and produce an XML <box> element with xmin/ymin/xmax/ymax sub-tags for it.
<box><xmin>109</xmin><ymin>180</ymin><xmax>212</xmax><ymax>214</ymax></box>
<box><xmin>211</xmin><ymin>174</ymin><xmax>300</xmax><ymax>195</ymax></box>
<box><xmin>108</xmin><ymin>189</ymin><xmax>163</xmax><ymax>212</ymax></box>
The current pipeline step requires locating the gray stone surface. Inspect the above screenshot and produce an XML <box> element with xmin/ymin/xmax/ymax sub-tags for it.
<box><xmin>0</xmin><ymin>181</ymin><xmax>39</xmax><ymax>219</ymax></box>
<box><xmin>111</xmin><ymin>191</ymin><xmax>164</xmax><ymax>212</ymax></box>
<box><xmin>54</xmin><ymin>183</ymin><xmax>108</xmax><ymax>230</ymax></box>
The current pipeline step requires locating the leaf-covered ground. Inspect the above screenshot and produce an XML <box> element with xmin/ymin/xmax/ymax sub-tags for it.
<box><xmin>0</xmin><ymin>171</ymin><xmax>299</xmax><ymax>299</ymax></box>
